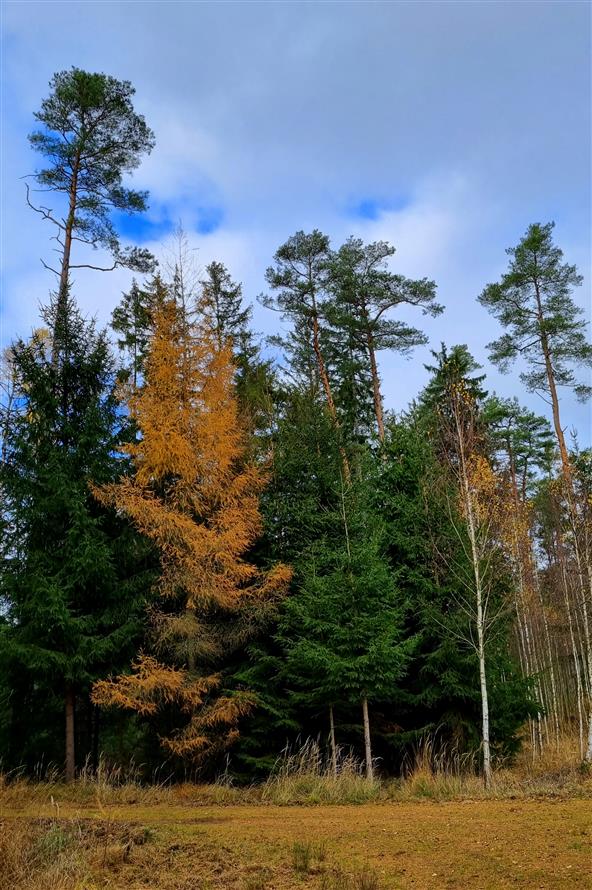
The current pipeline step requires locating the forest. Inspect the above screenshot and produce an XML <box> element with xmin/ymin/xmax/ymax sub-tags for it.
<box><xmin>1</xmin><ymin>67</ymin><xmax>591</xmax><ymax>797</ymax></box>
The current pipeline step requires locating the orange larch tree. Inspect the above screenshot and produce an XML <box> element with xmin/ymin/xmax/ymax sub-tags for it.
<box><xmin>93</xmin><ymin>280</ymin><xmax>291</xmax><ymax>762</ymax></box>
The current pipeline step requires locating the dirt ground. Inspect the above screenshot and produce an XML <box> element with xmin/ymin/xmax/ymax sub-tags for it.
<box><xmin>3</xmin><ymin>797</ymin><xmax>591</xmax><ymax>889</ymax></box>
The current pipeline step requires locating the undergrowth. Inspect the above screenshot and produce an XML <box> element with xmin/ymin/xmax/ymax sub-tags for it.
<box><xmin>1</xmin><ymin>732</ymin><xmax>590</xmax><ymax>811</ymax></box>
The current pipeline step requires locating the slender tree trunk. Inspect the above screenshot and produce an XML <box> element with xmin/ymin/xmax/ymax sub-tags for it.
<box><xmin>65</xmin><ymin>684</ymin><xmax>76</xmax><ymax>783</ymax></box>
<box><xmin>91</xmin><ymin>703</ymin><xmax>100</xmax><ymax>774</ymax></box>
<box><xmin>361</xmin><ymin>697</ymin><xmax>373</xmax><ymax>781</ymax></box>
<box><xmin>560</xmin><ymin>558</ymin><xmax>585</xmax><ymax>757</ymax></box>
<box><xmin>53</xmin><ymin>152</ymin><xmax>81</xmax><ymax>364</ymax></box>
<box><xmin>457</xmin><ymin>417</ymin><xmax>492</xmax><ymax>788</ymax></box>
<box><xmin>476</xmin><ymin>583</ymin><xmax>492</xmax><ymax>787</ymax></box>
<box><xmin>533</xmin><ymin>279</ymin><xmax>592</xmax><ymax>753</ymax></box>
<box><xmin>310</xmin><ymin>294</ymin><xmax>351</xmax><ymax>482</ymax></box>
<box><xmin>329</xmin><ymin>705</ymin><xmax>337</xmax><ymax>778</ymax></box>
<box><xmin>534</xmin><ymin>568</ymin><xmax>560</xmax><ymax>746</ymax></box>
<box><xmin>366</xmin><ymin>328</ymin><xmax>385</xmax><ymax>443</ymax></box>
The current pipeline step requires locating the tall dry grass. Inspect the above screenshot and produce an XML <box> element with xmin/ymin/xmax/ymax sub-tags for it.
<box><xmin>1</xmin><ymin>732</ymin><xmax>590</xmax><ymax>811</ymax></box>
<box><xmin>397</xmin><ymin>730</ymin><xmax>592</xmax><ymax>800</ymax></box>
<box><xmin>0</xmin><ymin>756</ymin><xmax>176</xmax><ymax>808</ymax></box>
<box><xmin>261</xmin><ymin>738</ymin><xmax>383</xmax><ymax>805</ymax></box>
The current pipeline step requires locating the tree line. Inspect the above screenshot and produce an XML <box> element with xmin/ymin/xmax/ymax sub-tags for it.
<box><xmin>1</xmin><ymin>68</ymin><xmax>591</xmax><ymax>785</ymax></box>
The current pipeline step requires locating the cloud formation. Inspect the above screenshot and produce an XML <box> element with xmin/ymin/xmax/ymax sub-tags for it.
<box><xmin>1</xmin><ymin>0</ymin><xmax>590</xmax><ymax>438</ymax></box>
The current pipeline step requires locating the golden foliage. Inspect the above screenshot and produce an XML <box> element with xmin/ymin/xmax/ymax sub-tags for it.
<box><xmin>92</xmin><ymin>654</ymin><xmax>219</xmax><ymax>716</ymax></box>
<box><xmin>93</xmin><ymin>283</ymin><xmax>291</xmax><ymax>761</ymax></box>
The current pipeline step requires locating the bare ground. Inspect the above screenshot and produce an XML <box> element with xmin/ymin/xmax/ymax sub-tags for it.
<box><xmin>2</xmin><ymin>797</ymin><xmax>590</xmax><ymax>889</ymax></box>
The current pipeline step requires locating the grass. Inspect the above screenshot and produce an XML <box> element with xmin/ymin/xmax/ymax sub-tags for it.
<box><xmin>1</xmin><ymin>798</ymin><xmax>590</xmax><ymax>889</ymax></box>
<box><xmin>0</xmin><ymin>813</ymin><xmax>153</xmax><ymax>890</ymax></box>
<box><xmin>261</xmin><ymin>739</ymin><xmax>383</xmax><ymax>805</ymax></box>
<box><xmin>1</xmin><ymin>733</ymin><xmax>590</xmax><ymax>810</ymax></box>
<box><xmin>1</xmin><ymin>735</ymin><xmax>591</xmax><ymax>888</ymax></box>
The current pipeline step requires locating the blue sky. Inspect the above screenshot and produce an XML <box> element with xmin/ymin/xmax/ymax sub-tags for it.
<box><xmin>1</xmin><ymin>0</ymin><xmax>590</xmax><ymax>440</ymax></box>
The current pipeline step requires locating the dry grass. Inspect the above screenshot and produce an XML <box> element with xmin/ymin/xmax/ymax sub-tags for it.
<box><xmin>0</xmin><ymin>813</ymin><xmax>153</xmax><ymax>890</ymax></box>
<box><xmin>261</xmin><ymin>739</ymin><xmax>383</xmax><ymax>805</ymax></box>
<box><xmin>1</xmin><ymin>733</ymin><xmax>590</xmax><ymax>814</ymax></box>
<box><xmin>1</xmin><ymin>736</ymin><xmax>590</xmax><ymax>888</ymax></box>
<box><xmin>1</xmin><ymin>798</ymin><xmax>590</xmax><ymax>889</ymax></box>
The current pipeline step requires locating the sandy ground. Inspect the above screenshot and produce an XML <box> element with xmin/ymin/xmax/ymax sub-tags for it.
<box><xmin>3</xmin><ymin>798</ymin><xmax>591</xmax><ymax>889</ymax></box>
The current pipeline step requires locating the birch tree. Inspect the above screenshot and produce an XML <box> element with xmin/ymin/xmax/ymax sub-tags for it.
<box><xmin>423</xmin><ymin>345</ymin><xmax>509</xmax><ymax>787</ymax></box>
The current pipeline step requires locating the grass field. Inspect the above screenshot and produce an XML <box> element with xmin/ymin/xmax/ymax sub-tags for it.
<box><xmin>2</xmin><ymin>795</ymin><xmax>591</xmax><ymax>889</ymax></box>
<box><xmin>2</xmin><ymin>738</ymin><xmax>591</xmax><ymax>889</ymax></box>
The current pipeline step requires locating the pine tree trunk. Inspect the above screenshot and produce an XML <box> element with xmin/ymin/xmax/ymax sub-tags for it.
<box><xmin>65</xmin><ymin>684</ymin><xmax>76</xmax><ymax>783</ymax></box>
<box><xmin>310</xmin><ymin>298</ymin><xmax>351</xmax><ymax>482</ymax></box>
<box><xmin>329</xmin><ymin>705</ymin><xmax>337</xmax><ymax>777</ymax></box>
<box><xmin>361</xmin><ymin>697</ymin><xmax>373</xmax><ymax>781</ymax></box>
<box><xmin>366</xmin><ymin>328</ymin><xmax>385</xmax><ymax>443</ymax></box>
<box><xmin>53</xmin><ymin>152</ymin><xmax>81</xmax><ymax>364</ymax></box>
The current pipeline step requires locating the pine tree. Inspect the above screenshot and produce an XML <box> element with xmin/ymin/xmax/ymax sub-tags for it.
<box><xmin>262</xmin><ymin>231</ymin><xmax>351</xmax><ymax>479</ymax></box>
<box><xmin>0</xmin><ymin>294</ymin><xmax>148</xmax><ymax>780</ymax></box>
<box><xmin>92</xmin><ymin>287</ymin><xmax>290</xmax><ymax>763</ymax></box>
<box><xmin>27</xmin><ymin>69</ymin><xmax>156</xmax><ymax>354</ymax></box>
<box><xmin>479</xmin><ymin>223</ymin><xmax>592</xmax><ymax>760</ymax></box>
<box><xmin>327</xmin><ymin>238</ymin><xmax>441</xmax><ymax>442</ymax></box>
<box><xmin>478</xmin><ymin>222</ymin><xmax>591</xmax><ymax>482</ymax></box>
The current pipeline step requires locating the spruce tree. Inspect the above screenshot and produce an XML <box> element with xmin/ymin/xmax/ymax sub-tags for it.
<box><xmin>279</xmin><ymin>482</ymin><xmax>413</xmax><ymax>780</ymax></box>
<box><xmin>111</xmin><ymin>278</ymin><xmax>162</xmax><ymax>386</ymax></box>
<box><xmin>0</xmin><ymin>294</ymin><xmax>149</xmax><ymax>779</ymax></box>
<box><xmin>201</xmin><ymin>261</ymin><xmax>276</xmax><ymax>446</ymax></box>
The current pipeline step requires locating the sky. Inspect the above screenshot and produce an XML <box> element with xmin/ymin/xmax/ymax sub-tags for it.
<box><xmin>1</xmin><ymin>0</ymin><xmax>591</xmax><ymax>441</ymax></box>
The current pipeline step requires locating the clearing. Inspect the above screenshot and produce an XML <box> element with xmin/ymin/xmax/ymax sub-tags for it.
<box><xmin>2</xmin><ymin>797</ymin><xmax>590</xmax><ymax>889</ymax></box>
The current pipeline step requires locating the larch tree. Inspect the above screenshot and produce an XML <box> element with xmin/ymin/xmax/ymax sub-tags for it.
<box><xmin>92</xmin><ymin>284</ymin><xmax>290</xmax><ymax>763</ymax></box>
<box><xmin>27</xmin><ymin>68</ymin><xmax>156</xmax><ymax>353</ymax></box>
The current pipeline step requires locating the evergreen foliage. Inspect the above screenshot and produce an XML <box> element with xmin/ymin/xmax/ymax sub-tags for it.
<box><xmin>29</xmin><ymin>68</ymin><xmax>156</xmax><ymax>279</ymax></box>
<box><xmin>4</xmin><ymin>69</ymin><xmax>585</xmax><ymax>782</ymax></box>
<box><xmin>0</xmin><ymin>294</ymin><xmax>151</xmax><ymax>776</ymax></box>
